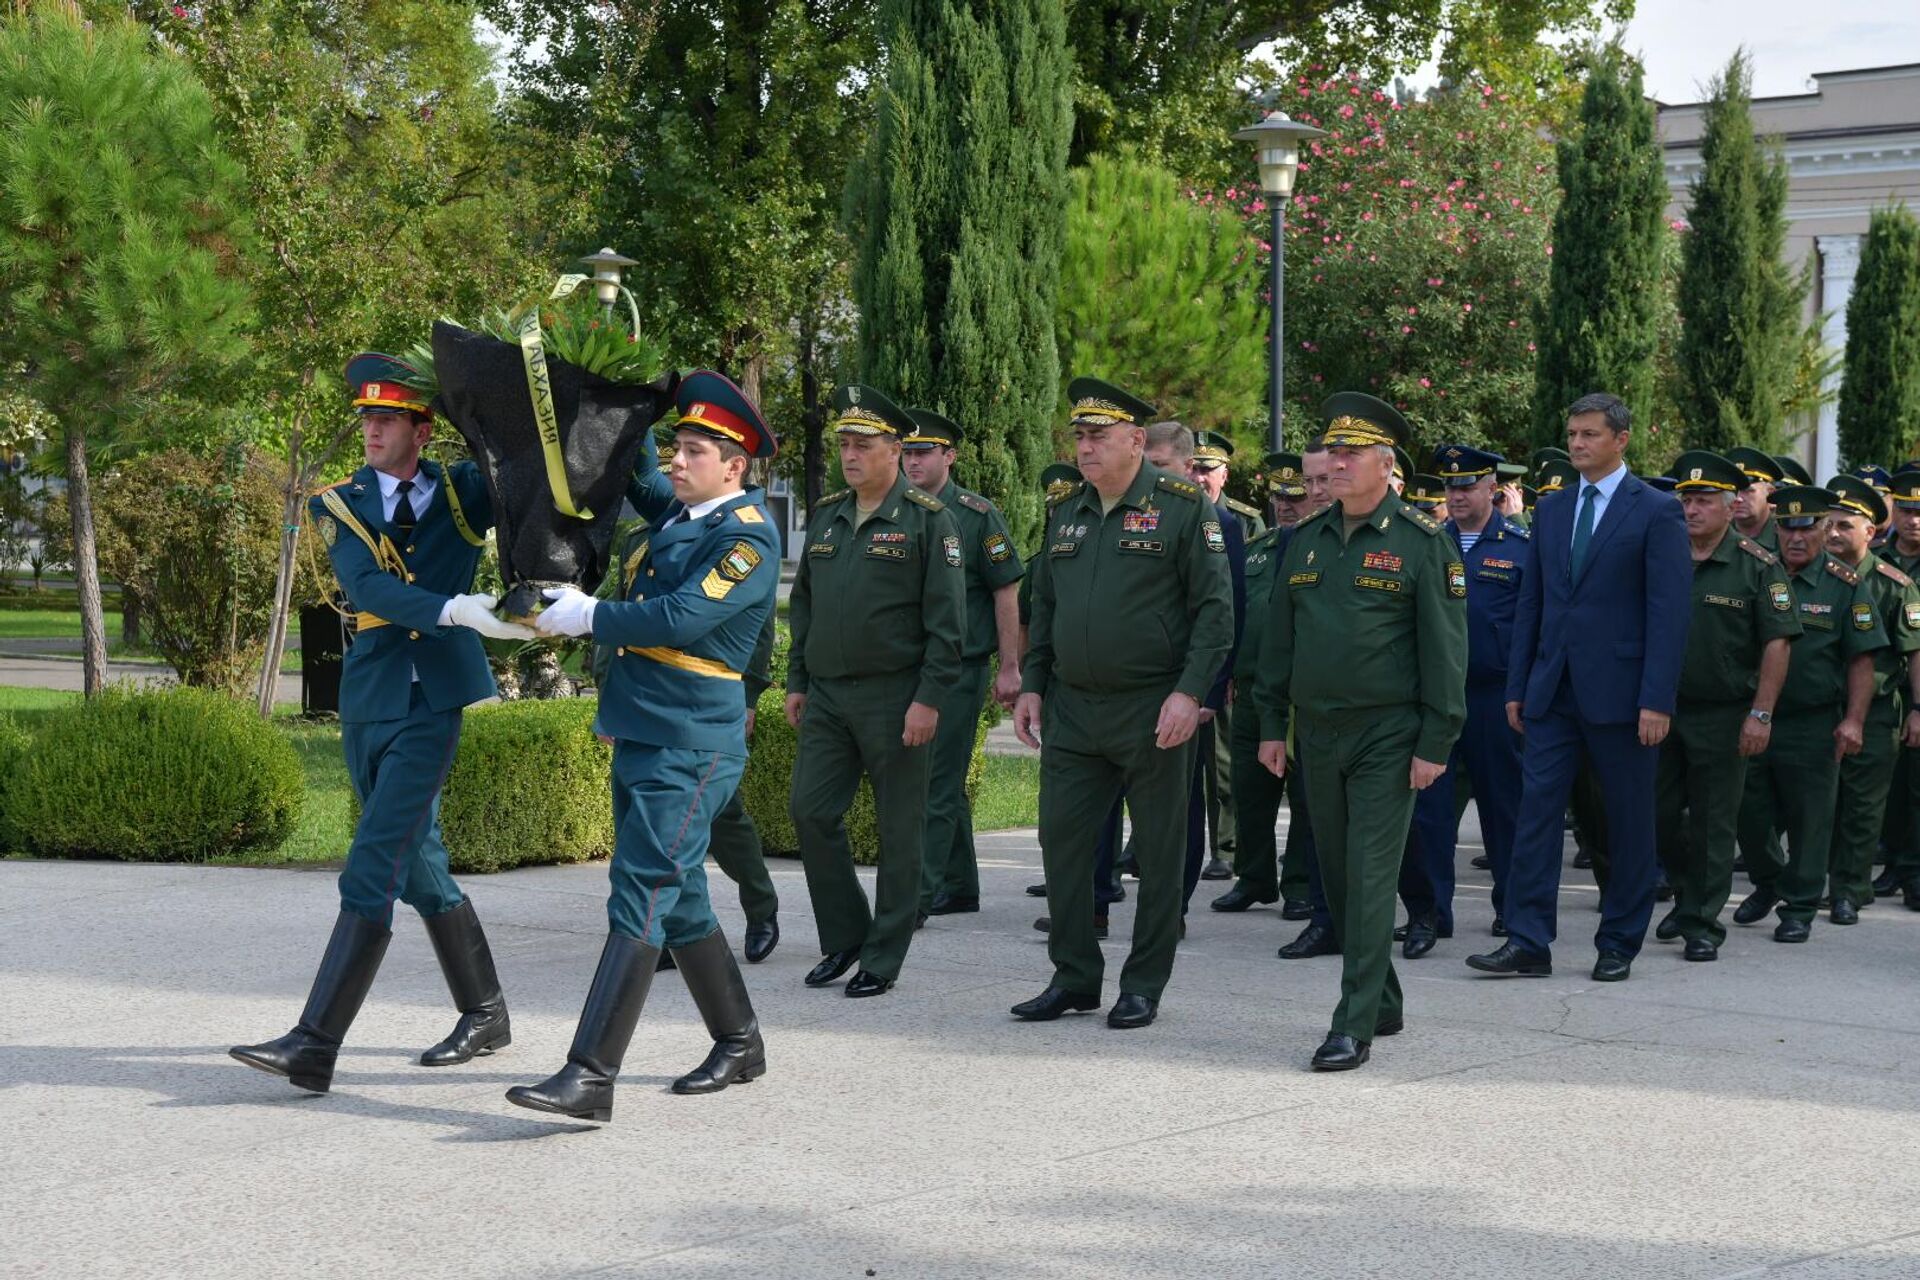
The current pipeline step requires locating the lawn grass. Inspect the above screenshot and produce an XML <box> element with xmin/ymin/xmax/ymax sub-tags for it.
<box><xmin>973</xmin><ymin>752</ymin><xmax>1041</xmax><ymax>831</ymax></box>
<box><xmin>0</xmin><ymin>609</ymin><xmax>123</xmax><ymax>641</ymax></box>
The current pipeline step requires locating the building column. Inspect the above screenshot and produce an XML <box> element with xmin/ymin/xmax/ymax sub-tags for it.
<box><xmin>1815</xmin><ymin>234</ymin><xmax>1863</xmax><ymax>480</ymax></box>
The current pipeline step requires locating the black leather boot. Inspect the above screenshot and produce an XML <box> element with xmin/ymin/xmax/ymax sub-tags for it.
<box><xmin>669</xmin><ymin>930</ymin><xmax>766</xmax><ymax>1095</ymax></box>
<box><xmin>419</xmin><ymin>899</ymin><xmax>511</xmax><ymax>1066</ymax></box>
<box><xmin>506</xmin><ymin>933</ymin><xmax>656</xmax><ymax>1122</ymax></box>
<box><xmin>230</xmin><ymin>911</ymin><xmax>391</xmax><ymax>1093</ymax></box>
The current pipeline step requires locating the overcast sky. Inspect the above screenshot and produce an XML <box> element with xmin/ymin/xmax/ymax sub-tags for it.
<box><xmin>1615</xmin><ymin>0</ymin><xmax>1920</xmax><ymax>104</ymax></box>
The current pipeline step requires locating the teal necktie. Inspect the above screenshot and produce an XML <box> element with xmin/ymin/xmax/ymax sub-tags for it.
<box><xmin>1570</xmin><ymin>484</ymin><xmax>1598</xmax><ymax>578</ymax></box>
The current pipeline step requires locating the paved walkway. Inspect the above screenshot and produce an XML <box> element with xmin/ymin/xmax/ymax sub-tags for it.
<box><xmin>6</xmin><ymin>817</ymin><xmax>1920</xmax><ymax>1278</ymax></box>
<box><xmin>0</xmin><ymin>652</ymin><xmax>303</xmax><ymax>703</ymax></box>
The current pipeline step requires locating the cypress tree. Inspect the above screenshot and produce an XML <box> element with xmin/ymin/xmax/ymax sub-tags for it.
<box><xmin>852</xmin><ymin>0</ymin><xmax>1071</xmax><ymax>542</ymax></box>
<box><xmin>1531</xmin><ymin>47</ymin><xmax>1665</xmax><ymax>449</ymax></box>
<box><xmin>1675</xmin><ymin>50</ymin><xmax>1807</xmax><ymax>451</ymax></box>
<box><xmin>1838</xmin><ymin>205</ymin><xmax>1920</xmax><ymax>468</ymax></box>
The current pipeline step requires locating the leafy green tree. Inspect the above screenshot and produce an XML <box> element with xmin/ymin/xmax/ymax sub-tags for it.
<box><xmin>0</xmin><ymin>8</ymin><xmax>253</xmax><ymax>694</ymax></box>
<box><xmin>1530</xmin><ymin>46</ymin><xmax>1665</xmax><ymax>452</ymax></box>
<box><xmin>1057</xmin><ymin>153</ymin><xmax>1267</xmax><ymax>448</ymax></box>
<box><xmin>852</xmin><ymin>0</ymin><xmax>1072</xmax><ymax>541</ymax></box>
<box><xmin>1674</xmin><ymin>50</ymin><xmax>1808</xmax><ymax>452</ymax></box>
<box><xmin>1838</xmin><ymin>205</ymin><xmax>1920</xmax><ymax>468</ymax></box>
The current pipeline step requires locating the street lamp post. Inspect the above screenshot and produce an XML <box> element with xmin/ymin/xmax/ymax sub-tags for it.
<box><xmin>578</xmin><ymin>245</ymin><xmax>638</xmax><ymax>315</ymax></box>
<box><xmin>1233</xmin><ymin>112</ymin><xmax>1326</xmax><ymax>453</ymax></box>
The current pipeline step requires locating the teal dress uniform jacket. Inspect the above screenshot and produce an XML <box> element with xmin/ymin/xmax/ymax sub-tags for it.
<box><xmin>310</xmin><ymin>459</ymin><xmax>496</xmax><ymax>723</ymax></box>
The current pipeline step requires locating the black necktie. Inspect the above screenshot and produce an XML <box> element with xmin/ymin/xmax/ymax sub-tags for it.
<box><xmin>393</xmin><ymin>479</ymin><xmax>417</xmax><ymax>535</ymax></box>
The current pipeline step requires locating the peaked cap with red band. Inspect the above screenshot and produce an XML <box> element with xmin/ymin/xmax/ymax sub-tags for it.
<box><xmin>345</xmin><ymin>352</ymin><xmax>432</xmax><ymax>418</ymax></box>
<box><xmin>676</xmin><ymin>369</ymin><xmax>776</xmax><ymax>459</ymax></box>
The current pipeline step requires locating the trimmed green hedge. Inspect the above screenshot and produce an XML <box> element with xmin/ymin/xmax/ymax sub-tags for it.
<box><xmin>0</xmin><ymin>711</ymin><xmax>31</xmax><ymax>850</ymax></box>
<box><xmin>7</xmin><ymin>686</ymin><xmax>303</xmax><ymax>861</ymax></box>
<box><xmin>437</xmin><ymin>697</ymin><xmax>614</xmax><ymax>874</ymax></box>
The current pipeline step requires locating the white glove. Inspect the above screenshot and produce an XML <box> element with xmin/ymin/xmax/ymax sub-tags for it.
<box><xmin>443</xmin><ymin>593</ymin><xmax>536</xmax><ymax>641</ymax></box>
<box><xmin>536</xmin><ymin>586</ymin><xmax>598</xmax><ymax>638</ymax></box>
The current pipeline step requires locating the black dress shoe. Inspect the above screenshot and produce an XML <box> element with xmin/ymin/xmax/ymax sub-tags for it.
<box><xmin>1592</xmin><ymin>951</ymin><xmax>1632</xmax><ymax>982</ymax></box>
<box><xmin>1465</xmin><ymin>941</ymin><xmax>1551</xmax><ymax>976</ymax></box>
<box><xmin>1116</xmin><ymin>855</ymin><xmax>1140</xmax><ymax>878</ymax></box>
<box><xmin>1311</xmin><ymin>1032</ymin><xmax>1370</xmax><ymax>1071</ymax></box>
<box><xmin>1392</xmin><ymin>922</ymin><xmax>1409</xmax><ymax>941</ymax></box>
<box><xmin>1489</xmin><ymin>914</ymin><xmax>1508</xmax><ymax>937</ymax></box>
<box><xmin>1026</xmin><ymin>882</ymin><xmax>1048</xmax><ymax>897</ymax></box>
<box><xmin>1107</xmin><ymin>993</ymin><xmax>1157</xmax><ymax>1029</ymax></box>
<box><xmin>1211</xmin><ymin>882</ymin><xmax>1279</xmax><ymax>912</ymax></box>
<box><xmin>1470</xmin><ymin>854</ymin><xmax>1491</xmax><ymax>870</ymax></box>
<box><xmin>1774</xmin><ymin>917</ymin><xmax>1811</xmax><ymax>943</ymax></box>
<box><xmin>1010</xmin><ymin>986</ymin><xmax>1101</xmax><ymax>1021</ymax></box>
<box><xmin>1683</xmin><ymin>937</ymin><xmax>1718</xmax><ymax>961</ymax></box>
<box><xmin>1278</xmin><ymin>922</ymin><xmax>1339</xmax><ymax>959</ymax></box>
<box><xmin>1201</xmin><ymin>856</ymin><xmax>1233</xmax><ymax>881</ymax></box>
<box><xmin>1733</xmin><ymin>889</ymin><xmax>1779</xmax><ymax>926</ymax></box>
<box><xmin>1402</xmin><ymin>919</ymin><xmax>1438</xmax><ymax>959</ymax></box>
<box><xmin>1830</xmin><ymin>897</ymin><xmax>1859</xmax><ymax>926</ymax></box>
<box><xmin>1572</xmin><ymin>848</ymin><xmax>1593</xmax><ymax>869</ymax></box>
<box><xmin>803</xmin><ymin>949</ymin><xmax>859</xmax><ymax>988</ymax></box>
<box><xmin>845</xmin><ymin>970</ymin><xmax>895</xmax><ymax>998</ymax></box>
<box><xmin>928</xmin><ymin>893</ymin><xmax>980</xmax><ymax>915</ymax></box>
<box><xmin>1654</xmin><ymin>908</ymin><xmax>1682</xmax><ymax>941</ymax></box>
<box><xmin>1655</xmin><ymin>878</ymin><xmax>1675</xmax><ymax>903</ymax></box>
<box><xmin>1280</xmin><ymin>898</ymin><xmax>1312</xmax><ymax>921</ymax></box>
<box><xmin>1870</xmin><ymin>866</ymin><xmax>1900</xmax><ymax>895</ymax></box>
<box><xmin>1033</xmin><ymin>915</ymin><xmax>1111</xmax><ymax>939</ymax></box>
<box><xmin>743</xmin><ymin>915</ymin><xmax>780</xmax><ymax>964</ymax></box>
<box><xmin>914</xmin><ymin>910</ymin><xmax>928</xmax><ymax>929</ymax></box>
<box><xmin>1374</xmin><ymin>1014</ymin><xmax>1404</xmax><ymax>1037</ymax></box>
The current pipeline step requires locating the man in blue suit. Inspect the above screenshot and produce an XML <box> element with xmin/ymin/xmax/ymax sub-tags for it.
<box><xmin>508</xmin><ymin>371</ymin><xmax>782</xmax><ymax>1123</ymax></box>
<box><xmin>232</xmin><ymin>352</ymin><xmax>535</xmax><ymax>1095</ymax></box>
<box><xmin>1466</xmin><ymin>393</ymin><xmax>1691</xmax><ymax>982</ymax></box>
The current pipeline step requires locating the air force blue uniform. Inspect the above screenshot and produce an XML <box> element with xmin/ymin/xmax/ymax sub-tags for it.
<box><xmin>1405</xmin><ymin>512</ymin><xmax>1530</xmax><ymax>930</ymax></box>
<box><xmin>593</xmin><ymin>458</ymin><xmax>781</xmax><ymax>947</ymax></box>
<box><xmin>311</xmin><ymin>457</ymin><xmax>496</xmax><ymax>926</ymax></box>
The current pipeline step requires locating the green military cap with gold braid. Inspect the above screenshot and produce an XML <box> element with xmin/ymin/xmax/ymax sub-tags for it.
<box><xmin>903</xmin><ymin>407</ymin><xmax>963</xmax><ymax>451</ymax></box>
<box><xmin>1774</xmin><ymin>454</ymin><xmax>1814</xmax><ymax>485</ymax></box>
<box><xmin>1827</xmin><ymin>473</ymin><xmax>1889</xmax><ymax>525</ymax></box>
<box><xmin>1191</xmin><ymin>430</ymin><xmax>1234</xmax><ymax>468</ymax></box>
<box><xmin>832</xmin><ymin>383</ymin><xmax>913</xmax><ymax>437</ymax></box>
<box><xmin>1067</xmin><ymin>376</ymin><xmax>1156</xmax><ymax>429</ymax></box>
<box><xmin>1768</xmin><ymin>484</ymin><xmax>1839</xmax><ymax>526</ymax></box>
<box><xmin>1889</xmin><ymin>469</ymin><xmax>1920</xmax><ymax>510</ymax></box>
<box><xmin>1264</xmin><ymin>450</ymin><xmax>1306</xmax><ymax>497</ymax></box>
<box><xmin>1404</xmin><ymin>474</ymin><xmax>1448</xmax><ymax>512</ymax></box>
<box><xmin>1536</xmin><ymin>459</ymin><xmax>1579</xmax><ymax>495</ymax></box>
<box><xmin>1667</xmin><ymin>450</ymin><xmax>1744</xmax><ymax>494</ymax></box>
<box><xmin>1319</xmin><ymin>391</ymin><xmax>1410</xmax><ymax>451</ymax></box>
<box><xmin>1726</xmin><ymin>446</ymin><xmax>1783</xmax><ymax>486</ymax></box>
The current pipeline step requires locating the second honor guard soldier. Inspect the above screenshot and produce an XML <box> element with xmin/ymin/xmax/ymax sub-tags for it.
<box><xmin>508</xmin><ymin>372</ymin><xmax>781</xmax><ymax>1121</ymax></box>
<box><xmin>787</xmin><ymin>386</ymin><xmax>965</xmax><ymax>997</ymax></box>
<box><xmin>1255</xmin><ymin>394</ymin><xmax>1467</xmax><ymax>1071</ymax></box>
<box><xmin>1010</xmin><ymin>378</ymin><xmax>1232</xmax><ymax>1028</ymax></box>
<box><xmin>1655</xmin><ymin>452</ymin><xmax>1799</xmax><ymax>962</ymax></box>
<box><xmin>232</xmin><ymin>353</ymin><xmax>534</xmax><ymax>1094</ymax></box>
<box><xmin>902</xmin><ymin>408</ymin><xmax>1025</xmax><ymax>919</ymax></box>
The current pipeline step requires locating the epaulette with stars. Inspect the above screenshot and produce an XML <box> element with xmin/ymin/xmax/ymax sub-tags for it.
<box><xmin>1738</xmin><ymin>537</ymin><xmax>1779</xmax><ymax>565</ymax></box>
<box><xmin>906</xmin><ymin>487</ymin><xmax>946</xmax><ymax>512</ymax></box>
<box><xmin>1826</xmin><ymin>557</ymin><xmax>1861</xmax><ymax>586</ymax></box>
<box><xmin>1225</xmin><ymin>497</ymin><xmax>1261</xmax><ymax>519</ymax></box>
<box><xmin>1876</xmin><ymin>560</ymin><xmax>1914</xmax><ymax>588</ymax></box>
<box><xmin>957</xmin><ymin>490</ymin><xmax>994</xmax><ymax>514</ymax></box>
<box><xmin>1401</xmin><ymin>504</ymin><xmax>1444</xmax><ymax>536</ymax></box>
<box><xmin>1156</xmin><ymin>475</ymin><xmax>1202</xmax><ymax>500</ymax></box>
<box><xmin>817</xmin><ymin>489</ymin><xmax>851</xmax><ymax>506</ymax></box>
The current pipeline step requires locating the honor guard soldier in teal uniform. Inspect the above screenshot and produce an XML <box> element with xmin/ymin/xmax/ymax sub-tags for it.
<box><xmin>232</xmin><ymin>353</ymin><xmax>534</xmax><ymax>1095</ymax></box>
<box><xmin>1727</xmin><ymin>447</ymin><xmax>1783</xmax><ymax>553</ymax></box>
<box><xmin>786</xmin><ymin>385</ymin><xmax>966</xmax><ymax>997</ymax></box>
<box><xmin>1011</xmin><ymin>378</ymin><xmax>1233</xmax><ymax>1028</ymax></box>
<box><xmin>1253</xmin><ymin>393</ymin><xmax>1467</xmax><ymax>1071</ymax></box>
<box><xmin>1729</xmin><ymin>485</ymin><xmax>1885</xmax><ymax>942</ymax></box>
<box><xmin>507</xmin><ymin>371</ymin><xmax>782</xmax><ymax>1122</ymax></box>
<box><xmin>901</xmin><ymin>408</ymin><xmax>1025</xmax><ymax>920</ymax></box>
<box><xmin>1655</xmin><ymin>451</ymin><xmax>1800</xmax><ymax>962</ymax></box>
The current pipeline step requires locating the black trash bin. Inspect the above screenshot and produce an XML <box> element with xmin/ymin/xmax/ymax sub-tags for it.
<box><xmin>299</xmin><ymin>604</ymin><xmax>347</xmax><ymax>716</ymax></box>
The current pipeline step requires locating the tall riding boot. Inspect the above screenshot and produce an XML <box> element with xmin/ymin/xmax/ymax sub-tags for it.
<box><xmin>419</xmin><ymin>899</ymin><xmax>511</xmax><ymax>1066</ymax></box>
<box><xmin>669</xmin><ymin>930</ymin><xmax>766</xmax><ymax>1095</ymax></box>
<box><xmin>505</xmin><ymin>933</ymin><xmax>656</xmax><ymax>1122</ymax></box>
<box><xmin>230</xmin><ymin>911</ymin><xmax>391</xmax><ymax>1093</ymax></box>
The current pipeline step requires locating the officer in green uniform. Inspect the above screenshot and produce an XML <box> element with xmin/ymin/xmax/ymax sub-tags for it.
<box><xmin>1775</xmin><ymin>455</ymin><xmax>1814</xmax><ymax>486</ymax></box>
<box><xmin>590</xmin><ymin>520</ymin><xmax>782</xmax><ymax>964</ymax></box>
<box><xmin>1819</xmin><ymin>475</ymin><xmax>1920</xmax><ymax>921</ymax></box>
<box><xmin>1654</xmin><ymin>451</ymin><xmax>1800</xmax><ymax>962</ymax></box>
<box><xmin>1193</xmin><ymin>430</ymin><xmax>1266</xmax><ymax>540</ymax></box>
<box><xmin>232</xmin><ymin>353</ymin><xmax>535</xmax><ymax>1096</ymax></box>
<box><xmin>1404</xmin><ymin>474</ymin><xmax>1448</xmax><ymax>516</ymax></box>
<box><xmin>1493</xmin><ymin>460</ymin><xmax>1530</xmax><ymax>530</ymax></box>
<box><xmin>1188</xmin><ymin>427</ymin><xmax>1258</xmax><ymax>878</ymax></box>
<box><xmin>1213</xmin><ymin>457</ymin><xmax>1305</xmax><ymax>913</ymax></box>
<box><xmin>1730</xmin><ymin>486</ymin><xmax>1883</xmax><ymax>943</ymax></box>
<box><xmin>1875</xmin><ymin>471</ymin><xmax>1920</xmax><ymax>905</ymax></box>
<box><xmin>786</xmin><ymin>385</ymin><xmax>966</xmax><ymax>997</ymax></box>
<box><xmin>1254</xmin><ymin>393</ymin><xmax>1468</xmax><ymax>1071</ymax></box>
<box><xmin>1009</xmin><ymin>378</ymin><xmax>1233</xmax><ymax>1030</ymax></box>
<box><xmin>1727</xmin><ymin>448</ymin><xmax>1783</xmax><ymax>553</ymax></box>
<box><xmin>902</xmin><ymin>408</ymin><xmax>1026</xmax><ymax>918</ymax></box>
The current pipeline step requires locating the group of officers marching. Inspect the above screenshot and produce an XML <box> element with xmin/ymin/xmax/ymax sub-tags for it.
<box><xmin>229</xmin><ymin>351</ymin><xmax>1920</xmax><ymax>1115</ymax></box>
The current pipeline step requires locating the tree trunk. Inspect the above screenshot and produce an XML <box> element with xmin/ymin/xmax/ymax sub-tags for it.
<box><xmin>256</xmin><ymin>431</ymin><xmax>307</xmax><ymax>719</ymax></box>
<box><xmin>65</xmin><ymin>424</ymin><xmax>108</xmax><ymax>697</ymax></box>
<box><xmin>121</xmin><ymin>590</ymin><xmax>141</xmax><ymax>648</ymax></box>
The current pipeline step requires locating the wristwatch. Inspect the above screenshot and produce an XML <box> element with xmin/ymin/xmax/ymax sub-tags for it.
<box><xmin>1748</xmin><ymin>708</ymin><xmax>1773</xmax><ymax>725</ymax></box>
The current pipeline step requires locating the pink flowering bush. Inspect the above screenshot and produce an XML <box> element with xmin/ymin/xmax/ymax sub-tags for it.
<box><xmin>1207</xmin><ymin>72</ymin><xmax>1558</xmax><ymax>463</ymax></box>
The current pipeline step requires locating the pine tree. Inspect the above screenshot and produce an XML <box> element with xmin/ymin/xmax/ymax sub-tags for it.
<box><xmin>1530</xmin><ymin>47</ymin><xmax>1665</xmax><ymax>451</ymax></box>
<box><xmin>1838</xmin><ymin>205</ymin><xmax>1920</xmax><ymax>469</ymax></box>
<box><xmin>0</xmin><ymin>9</ymin><xmax>253</xmax><ymax>695</ymax></box>
<box><xmin>1674</xmin><ymin>50</ymin><xmax>1808</xmax><ymax>452</ymax></box>
<box><xmin>853</xmin><ymin>0</ymin><xmax>1072</xmax><ymax>542</ymax></box>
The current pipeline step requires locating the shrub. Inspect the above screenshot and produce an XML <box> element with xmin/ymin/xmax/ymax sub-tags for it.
<box><xmin>437</xmin><ymin>697</ymin><xmax>614</xmax><ymax>874</ymax></box>
<box><xmin>10</xmin><ymin>686</ymin><xmax>302</xmax><ymax>860</ymax></box>
<box><xmin>0</xmin><ymin>711</ymin><xmax>31</xmax><ymax>849</ymax></box>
